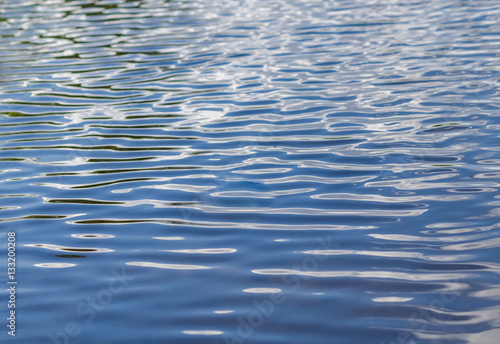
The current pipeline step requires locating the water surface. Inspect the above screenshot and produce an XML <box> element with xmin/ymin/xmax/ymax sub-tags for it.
<box><xmin>1</xmin><ymin>0</ymin><xmax>500</xmax><ymax>343</ymax></box>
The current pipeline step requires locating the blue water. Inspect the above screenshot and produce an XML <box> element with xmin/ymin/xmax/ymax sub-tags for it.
<box><xmin>1</xmin><ymin>0</ymin><xmax>500</xmax><ymax>343</ymax></box>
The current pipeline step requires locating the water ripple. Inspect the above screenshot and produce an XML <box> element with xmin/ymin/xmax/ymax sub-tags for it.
<box><xmin>126</xmin><ymin>262</ymin><xmax>213</xmax><ymax>270</ymax></box>
<box><xmin>2</xmin><ymin>0</ymin><xmax>500</xmax><ymax>343</ymax></box>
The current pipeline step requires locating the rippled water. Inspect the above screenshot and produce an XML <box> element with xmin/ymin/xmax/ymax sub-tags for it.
<box><xmin>1</xmin><ymin>0</ymin><xmax>500</xmax><ymax>343</ymax></box>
